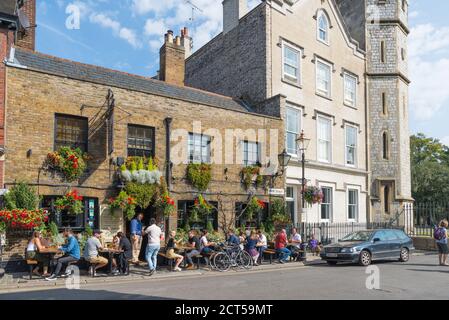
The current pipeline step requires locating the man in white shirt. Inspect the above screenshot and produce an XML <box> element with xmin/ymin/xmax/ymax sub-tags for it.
<box><xmin>144</xmin><ymin>218</ymin><xmax>162</xmax><ymax>276</ymax></box>
<box><xmin>290</xmin><ymin>228</ymin><xmax>304</xmax><ymax>261</ymax></box>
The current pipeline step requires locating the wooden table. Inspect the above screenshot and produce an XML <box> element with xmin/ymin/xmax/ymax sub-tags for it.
<box><xmin>40</xmin><ymin>248</ymin><xmax>60</xmax><ymax>274</ymax></box>
<box><xmin>99</xmin><ymin>249</ymin><xmax>124</xmax><ymax>274</ymax></box>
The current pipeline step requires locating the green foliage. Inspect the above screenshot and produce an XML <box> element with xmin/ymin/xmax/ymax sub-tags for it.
<box><xmin>124</xmin><ymin>182</ymin><xmax>158</xmax><ymax>209</ymax></box>
<box><xmin>85</xmin><ymin>225</ymin><xmax>93</xmax><ymax>237</ymax></box>
<box><xmin>4</xmin><ymin>182</ymin><xmax>40</xmax><ymax>210</ymax></box>
<box><xmin>187</xmin><ymin>163</ymin><xmax>212</xmax><ymax>191</ymax></box>
<box><xmin>411</xmin><ymin>134</ymin><xmax>449</xmax><ymax>203</ymax></box>
<box><xmin>175</xmin><ymin>229</ymin><xmax>189</xmax><ymax>243</ymax></box>
<box><xmin>184</xmin><ymin>222</ymin><xmax>191</xmax><ymax>233</ymax></box>
<box><xmin>245</xmin><ymin>197</ymin><xmax>266</xmax><ymax>221</ymax></box>
<box><xmin>206</xmin><ymin>220</ymin><xmax>214</xmax><ymax>233</ymax></box>
<box><xmin>45</xmin><ymin>147</ymin><xmax>88</xmax><ymax>182</ymax></box>
<box><xmin>270</xmin><ymin>199</ymin><xmax>292</xmax><ymax>224</ymax></box>
<box><xmin>0</xmin><ymin>221</ymin><xmax>6</xmax><ymax>234</ymax></box>
<box><xmin>108</xmin><ymin>191</ymin><xmax>136</xmax><ymax>220</ymax></box>
<box><xmin>241</xmin><ymin>166</ymin><xmax>263</xmax><ymax>190</ymax></box>
<box><xmin>49</xmin><ymin>222</ymin><xmax>59</xmax><ymax>238</ymax></box>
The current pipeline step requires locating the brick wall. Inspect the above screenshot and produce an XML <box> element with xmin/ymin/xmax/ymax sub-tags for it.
<box><xmin>16</xmin><ymin>0</ymin><xmax>36</xmax><ymax>51</ymax></box>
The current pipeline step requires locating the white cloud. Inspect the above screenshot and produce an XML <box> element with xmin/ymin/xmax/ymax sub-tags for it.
<box><xmin>409</xmin><ymin>24</ymin><xmax>449</xmax><ymax>121</ymax></box>
<box><xmin>144</xmin><ymin>19</ymin><xmax>168</xmax><ymax>37</ymax></box>
<box><xmin>442</xmin><ymin>136</ymin><xmax>449</xmax><ymax>147</ymax></box>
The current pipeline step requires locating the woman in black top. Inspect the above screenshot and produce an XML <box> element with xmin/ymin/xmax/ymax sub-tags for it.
<box><xmin>166</xmin><ymin>231</ymin><xmax>184</xmax><ymax>271</ymax></box>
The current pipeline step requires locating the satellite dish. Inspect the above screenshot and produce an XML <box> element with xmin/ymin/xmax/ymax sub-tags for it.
<box><xmin>18</xmin><ymin>8</ymin><xmax>31</xmax><ymax>29</ymax></box>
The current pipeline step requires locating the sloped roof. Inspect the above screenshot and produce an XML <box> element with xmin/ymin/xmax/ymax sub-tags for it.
<box><xmin>334</xmin><ymin>0</ymin><xmax>366</xmax><ymax>50</ymax></box>
<box><xmin>0</xmin><ymin>0</ymin><xmax>16</xmax><ymax>16</ymax></box>
<box><xmin>12</xmin><ymin>48</ymin><xmax>257</xmax><ymax>115</ymax></box>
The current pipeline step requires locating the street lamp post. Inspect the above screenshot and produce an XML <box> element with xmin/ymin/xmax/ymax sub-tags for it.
<box><xmin>296</xmin><ymin>131</ymin><xmax>311</xmax><ymax>210</ymax></box>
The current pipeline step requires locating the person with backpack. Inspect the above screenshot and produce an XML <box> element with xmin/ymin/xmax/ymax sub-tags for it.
<box><xmin>435</xmin><ymin>219</ymin><xmax>449</xmax><ymax>266</ymax></box>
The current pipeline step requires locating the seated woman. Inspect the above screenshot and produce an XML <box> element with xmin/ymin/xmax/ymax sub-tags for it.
<box><xmin>166</xmin><ymin>230</ymin><xmax>184</xmax><ymax>272</ymax></box>
<box><xmin>200</xmin><ymin>230</ymin><xmax>216</xmax><ymax>254</ymax></box>
<box><xmin>245</xmin><ymin>231</ymin><xmax>260</xmax><ymax>266</ymax></box>
<box><xmin>26</xmin><ymin>231</ymin><xmax>51</xmax><ymax>277</ymax></box>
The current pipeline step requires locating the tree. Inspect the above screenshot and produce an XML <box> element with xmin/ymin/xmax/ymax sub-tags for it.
<box><xmin>411</xmin><ymin>134</ymin><xmax>449</xmax><ymax>203</ymax></box>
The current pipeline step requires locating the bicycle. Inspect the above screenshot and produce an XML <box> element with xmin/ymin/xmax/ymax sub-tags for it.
<box><xmin>211</xmin><ymin>243</ymin><xmax>253</xmax><ymax>272</ymax></box>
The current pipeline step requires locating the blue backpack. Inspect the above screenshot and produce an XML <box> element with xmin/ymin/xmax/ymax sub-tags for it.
<box><xmin>434</xmin><ymin>227</ymin><xmax>446</xmax><ymax>241</ymax></box>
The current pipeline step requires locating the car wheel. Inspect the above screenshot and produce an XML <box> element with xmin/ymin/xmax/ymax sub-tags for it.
<box><xmin>399</xmin><ymin>248</ymin><xmax>410</xmax><ymax>262</ymax></box>
<box><xmin>359</xmin><ymin>250</ymin><xmax>372</xmax><ymax>266</ymax></box>
<box><xmin>327</xmin><ymin>261</ymin><xmax>338</xmax><ymax>266</ymax></box>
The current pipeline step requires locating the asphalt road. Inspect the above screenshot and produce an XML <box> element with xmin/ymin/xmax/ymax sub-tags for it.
<box><xmin>0</xmin><ymin>253</ymin><xmax>448</xmax><ymax>300</ymax></box>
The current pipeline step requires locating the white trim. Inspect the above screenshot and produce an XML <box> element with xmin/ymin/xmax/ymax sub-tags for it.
<box><xmin>315</xmin><ymin>58</ymin><xmax>332</xmax><ymax>98</ymax></box>
<box><xmin>281</xmin><ymin>40</ymin><xmax>302</xmax><ymax>86</ymax></box>
<box><xmin>344</xmin><ymin>124</ymin><xmax>358</xmax><ymax>168</ymax></box>
<box><xmin>346</xmin><ymin>187</ymin><xmax>360</xmax><ymax>222</ymax></box>
<box><xmin>319</xmin><ymin>184</ymin><xmax>334</xmax><ymax>223</ymax></box>
<box><xmin>317</xmin><ymin>10</ymin><xmax>330</xmax><ymax>46</ymax></box>
<box><xmin>286</xmin><ymin>185</ymin><xmax>298</xmax><ymax>224</ymax></box>
<box><xmin>317</xmin><ymin>115</ymin><xmax>333</xmax><ymax>164</ymax></box>
<box><xmin>285</xmin><ymin>104</ymin><xmax>303</xmax><ymax>156</ymax></box>
<box><xmin>343</xmin><ymin>72</ymin><xmax>357</xmax><ymax>108</ymax></box>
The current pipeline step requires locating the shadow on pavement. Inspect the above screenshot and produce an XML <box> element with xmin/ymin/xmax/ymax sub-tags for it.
<box><xmin>0</xmin><ymin>288</ymin><xmax>178</xmax><ymax>300</ymax></box>
<box><xmin>406</xmin><ymin>268</ymin><xmax>449</xmax><ymax>274</ymax></box>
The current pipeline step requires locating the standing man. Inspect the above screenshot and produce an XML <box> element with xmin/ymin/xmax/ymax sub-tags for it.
<box><xmin>84</xmin><ymin>230</ymin><xmax>109</xmax><ymax>277</ymax></box>
<box><xmin>45</xmin><ymin>228</ymin><xmax>80</xmax><ymax>281</ymax></box>
<box><xmin>144</xmin><ymin>218</ymin><xmax>162</xmax><ymax>276</ymax></box>
<box><xmin>130</xmin><ymin>213</ymin><xmax>144</xmax><ymax>265</ymax></box>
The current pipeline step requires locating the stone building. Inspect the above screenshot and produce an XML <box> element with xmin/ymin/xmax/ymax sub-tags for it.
<box><xmin>0</xmin><ymin>2</ymin><xmax>285</xmax><ymax>265</ymax></box>
<box><xmin>185</xmin><ymin>0</ymin><xmax>413</xmax><ymax>224</ymax></box>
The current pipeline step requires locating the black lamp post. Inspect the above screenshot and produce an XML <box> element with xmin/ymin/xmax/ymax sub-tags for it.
<box><xmin>296</xmin><ymin>130</ymin><xmax>311</xmax><ymax>209</ymax></box>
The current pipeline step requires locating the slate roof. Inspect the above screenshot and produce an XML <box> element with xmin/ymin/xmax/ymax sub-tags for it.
<box><xmin>0</xmin><ymin>0</ymin><xmax>16</xmax><ymax>16</ymax></box>
<box><xmin>12</xmin><ymin>48</ymin><xmax>255</xmax><ymax>115</ymax></box>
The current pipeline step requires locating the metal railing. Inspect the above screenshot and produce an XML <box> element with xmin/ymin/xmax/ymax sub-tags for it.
<box><xmin>405</xmin><ymin>202</ymin><xmax>449</xmax><ymax>237</ymax></box>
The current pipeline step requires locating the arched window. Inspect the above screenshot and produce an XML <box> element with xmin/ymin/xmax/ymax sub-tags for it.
<box><xmin>317</xmin><ymin>12</ymin><xmax>329</xmax><ymax>44</ymax></box>
<box><xmin>382</xmin><ymin>132</ymin><xmax>389</xmax><ymax>160</ymax></box>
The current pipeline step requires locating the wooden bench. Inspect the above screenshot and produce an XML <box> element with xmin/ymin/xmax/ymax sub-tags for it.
<box><xmin>261</xmin><ymin>249</ymin><xmax>277</xmax><ymax>264</ymax></box>
<box><xmin>25</xmin><ymin>250</ymin><xmax>39</xmax><ymax>280</ymax></box>
<box><xmin>158</xmin><ymin>252</ymin><xmax>175</xmax><ymax>271</ymax></box>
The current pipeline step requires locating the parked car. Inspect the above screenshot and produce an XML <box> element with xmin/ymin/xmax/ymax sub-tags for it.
<box><xmin>320</xmin><ymin>229</ymin><xmax>414</xmax><ymax>266</ymax></box>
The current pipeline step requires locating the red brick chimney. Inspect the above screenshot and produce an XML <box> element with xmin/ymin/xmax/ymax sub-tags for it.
<box><xmin>159</xmin><ymin>30</ymin><xmax>186</xmax><ymax>86</ymax></box>
<box><xmin>16</xmin><ymin>0</ymin><xmax>36</xmax><ymax>50</ymax></box>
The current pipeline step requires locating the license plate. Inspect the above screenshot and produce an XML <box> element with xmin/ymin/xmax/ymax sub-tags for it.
<box><xmin>327</xmin><ymin>253</ymin><xmax>338</xmax><ymax>258</ymax></box>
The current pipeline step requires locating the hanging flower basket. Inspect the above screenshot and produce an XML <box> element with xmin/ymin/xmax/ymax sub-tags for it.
<box><xmin>303</xmin><ymin>186</ymin><xmax>324</xmax><ymax>206</ymax></box>
<box><xmin>44</xmin><ymin>147</ymin><xmax>88</xmax><ymax>182</ymax></box>
<box><xmin>155</xmin><ymin>193</ymin><xmax>176</xmax><ymax>218</ymax></box>
<box><xmin>241</xmin><ymin>165</ymin><xmax>264</xmax><ymax>190</ymax></box>
<box><xmin>0</xmin><ymin>209</ymin><xmax>49</xmax><ymax>231</ymax></box>
<box><xmin>187</xmin><ymin>163</ymin><xmax>212</xmax><ymax>191</ymax></box>
<box><xmin>54</xmin><ymin>189</ymin><xmax>84</xmax><ymax>215</ymax></box>
<box><xmin>108</xmin><ymin>191</ymin><xmax>136</xmax><ymax>220</ymax></box>
<box><xmin>119</xmin><ymin>157</ymin><xmax>162</xmax><ymax>185</ymax></box>
<box><xmin>245</xmin><ymin>196</ymin><xmax>266</xmax><ymax>221</ymax></box>
<box><xmin>190</xmin><ymin>194</ymin><xmax>213</xmax><ymax>222</ymax></box>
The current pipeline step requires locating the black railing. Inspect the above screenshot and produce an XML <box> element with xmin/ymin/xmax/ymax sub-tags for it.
<box><xmin>295</xmin><ymin>222</ymin><xmax>402</xmax><ymax>245</ymax></box>
<box><xmin>405</xmin><ymin>202</ymin><xmax>449</xmax><ymax>237</ymax></box>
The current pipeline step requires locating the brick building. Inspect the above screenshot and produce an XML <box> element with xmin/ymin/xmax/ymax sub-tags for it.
<box><xmin>185</xmin><ymin>0</ymin><xmax>413</xmax><ymax>224</ymax></box>
<box><xmin>0</xmin><ymin>2</ymin><xmax>285</xmax><ymax>265</ymax></box>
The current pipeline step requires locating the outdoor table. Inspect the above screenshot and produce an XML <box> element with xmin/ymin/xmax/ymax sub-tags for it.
<box><xmin>42</xmin><ymin>247</ymin><xmax>60</xmax><ymax>274</ymax></box>
<box><xmin>99</xmin><ymin>249</ymin><xmax>123</xmax><ymax>275</ymax></box>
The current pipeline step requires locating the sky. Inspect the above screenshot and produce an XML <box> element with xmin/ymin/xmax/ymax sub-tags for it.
<box><xmin>35</xmin><ymin>0</ymin><xmax>449</xmax><ymax>145</ymax></box>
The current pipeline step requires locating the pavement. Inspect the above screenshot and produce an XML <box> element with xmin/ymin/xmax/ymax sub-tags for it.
<box><xmin>0</xmin><ymin>252</ymin><xmax>446</xmax><ymax>300</ymax></box>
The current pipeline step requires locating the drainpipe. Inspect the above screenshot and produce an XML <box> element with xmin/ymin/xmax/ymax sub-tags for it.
<box><xmin>164</xmin><ymin>117</ymin><xmax>173</xmax><ymax>191</ymax></box>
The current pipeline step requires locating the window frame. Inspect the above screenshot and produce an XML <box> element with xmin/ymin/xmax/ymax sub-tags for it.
<box><xmin>317</xmin><ymin>115</ymin><xmax>332</xmax><ymax>163</ymax></box>
<box><xmin>242</xmin><ymin>140</ymin><xmax>260</xmax><ymax>167</ymax></box>
<box><xmin>285</xmin><ymin>105</ymin><xmax>303</xmax><ymax>157</ymax></box>
<box><xmin>127</xmin><ymin>124</ymin><xmax>156</xmax><ymax>158</ymax></box>
<box><xmin>188</xmin><ymin>132</ymin><xmax>212</xmax><ymax>164</ymax></box>
<box><xmin>343</xmin><ymin>72</ymin><xmax>357</xmax><ymax>108</ymax></box>
<box><xmin>317</xmin><ymin>11</ymin><xmax>330</xmax><ymax>45</ymax></box>
<box><xmin>320</xmin><ymin>186</ymin><xmax>333</xmax><ymax>223</ymax></box>
<box><xmin>347</xmin><ymin>188</ymin><xmax>359</xmax><ymax>222</ymax></box>
<box><xmin>345</xmin><ymin>124</ymin><xmax>358</xmax><ymax>167</ymax></box>
<box><xmin>54</xmin><ymin>114</ymin><xmax>89</xmax><ymax>152</ymax></box>
<box><xmin>316</xmin><ymin>58</ymin><xmax>332</xmax><ymax>98</ymax></box>
<box><xmin>282</xmin><ymin>41</ymin><xmax>302</xmax><ymax>86</ymax></box>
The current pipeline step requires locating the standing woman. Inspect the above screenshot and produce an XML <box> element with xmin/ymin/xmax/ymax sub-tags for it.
<box><xmin>26</xmin><ymin>231</ymin><xmax>51</xmax><ymax>277</ymax></box>
<box><xmin>436</xmin><ymin>220</ymin><xmax>449</xmax><ymax>266</ymax></box>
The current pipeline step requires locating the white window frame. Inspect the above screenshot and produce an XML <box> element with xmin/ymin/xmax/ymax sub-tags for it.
<box><xmin>316</xmin><ymin>58</ymin><xmax>332</xmax><ymax>98</ymax></box>
<box><xmin>343</xmin><ymin>73</ymin><xmax>357</xmax><ymax>108</ymax></box>
<box><xmin>282</xmin><ymin>41</ymin><xmax>302</xmax><ymax>86</ymax></box>
<box><xmin>345</xmin><ymin>124</ymin><xmax>358</xmax><ymax>168</ymax></box>
<box><xmin>317</xmin><ymin>11</ymin><xmax>330</xmax><ymax>45</ymax></box>
<box><xmin>242</xmin><ymin>140</ymin><xmax>260</xmax><ymax>167</ymax></box>
<box><xmin>286</xmin><ymin>185</ymin><xmax>298</xmax><ymax>224</ymax></box>
<box><xmin>319</xmin><ymin>185</ymin><xmax>333</xmax><ymax>223</ymax></box>
<box><xmin>285</xmin><ymin>105</ymin><xmax>303</xmax><ymax>157</ymax></box>
<box><xmin>188</xmin><ymin>133</ymin><xmax>211</xmax><ymax>164</ymax></box>
<box><xmin>317</xmin><ymin>115</ymin><xmax>332</xmax><ymax>163</ymax></box>
<box><xmin>347</xmin><ymin>188</ymin><xmax>360</xmax><ymax>222</ymax></box>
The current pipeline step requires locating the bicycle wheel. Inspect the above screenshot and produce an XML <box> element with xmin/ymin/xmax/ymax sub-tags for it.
<box><xmin>237</xmin><ymin>250</ymin><xmax>253</xmax><ymax>269</ymax></box>
<box><xmin>213</xmin><ymin>252</ymin><xmax>231</xmax><ymax>272</ymax></box>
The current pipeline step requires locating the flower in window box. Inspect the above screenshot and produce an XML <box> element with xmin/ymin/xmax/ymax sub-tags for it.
<box><xmin>44</xmin><ymin>147</ymin><xmax>88</xmax><ymax>182</ymax></box>
<box><xmin>108</xmin><ymin>191</ymin><xmax>136</xmax><ymax>220</ymax></box>
<box><xmin>54</xmin><ymin>189</ymin><xmax>84</xmax><ymax>215</ymax></box>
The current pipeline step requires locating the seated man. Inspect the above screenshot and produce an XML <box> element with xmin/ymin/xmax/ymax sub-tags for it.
<box><xmin>115</xmin><ymin>232</ymin><xmax>132</xmax><ymax>274</ymax></box>
<box><xmin>289</xmin><ymin>228</ymin><xmax>303</xmax><ymax>261</ymax></box>
<box><xmin>185</xmin><ymin>230</ymin><xmax>201</xmax><ymax>270</ymax></box>
<box><xmin>46</xmin><ymin>228</ymin><xmax>80</xmax><ymax>281</ymax></box>
<box><xmin>257</xmin><ymin>229</ymin><xmax>268</xmax><ymax>256</ymax></box>
<box><xmin>84</xmin><ymin>230</ymin><xmax>109</xmax><ymax>276</ymax></box>
<box><xmin>226</xmin><ymin>229</ymin><xmax>240</xmax><ymax>246</ymax></box>
<box><xmin>275</xmin><ymin>229</ymin><xmax>291</xmax><ymax>264</ymax></box>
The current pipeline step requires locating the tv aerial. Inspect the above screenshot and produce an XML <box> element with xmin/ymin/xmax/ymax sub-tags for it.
<box><xmin>184</xmin><ymin>0</ymin><xmax>203</xmax><ymax>23</ymax></box>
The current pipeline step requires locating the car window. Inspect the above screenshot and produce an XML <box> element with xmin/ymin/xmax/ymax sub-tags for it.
<box><xmin>393</xmin><ymin>230</ymin><xmax>409</xmax><ymax>240</ymax></box>
<box><xmin>374</xmin><ymin>231</ymin><xmax>388</xmax><ymax>241</ymax></box>
<box><xmin>385</xmin><ymin>230</ymin><xmax>399</xmax><ymax>241</ymax></box>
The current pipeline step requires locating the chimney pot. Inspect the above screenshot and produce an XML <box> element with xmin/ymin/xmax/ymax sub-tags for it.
<box><xmin>160</xmin><ymin>30</ymin><xmax>186</xmax><ymax>86</ymax></box>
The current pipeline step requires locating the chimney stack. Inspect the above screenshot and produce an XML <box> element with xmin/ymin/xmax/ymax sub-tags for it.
<box><xmin>16</xmin><ymin>0</ymin><xmax>36</xmax><ymax>50</ymax></box>
<box><xmin>223</xmin><ymin>0</ymin><xmax>247</xmax><ymax>34</ymax></box>
<box><xmin>181</xmin><ymin>27</ymin><xmax>192</xmax><ymax>58</ymax></box>
<box><xmin>160</xmin><ymin>30</ymin><xmax>186</xmax><ymax>86</ymax></box>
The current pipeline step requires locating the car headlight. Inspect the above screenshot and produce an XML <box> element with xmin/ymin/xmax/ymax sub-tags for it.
<box><xmin>341</xmin><ymin>248</ymin><xmax>357</xmax><ymax>253</ymax></box>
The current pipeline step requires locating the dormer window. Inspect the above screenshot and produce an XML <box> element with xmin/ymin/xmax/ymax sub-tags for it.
<box><xmin>317</xmin><ymin>11</ymin><xmax>329</xmax><ymax>44</ymax></box>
